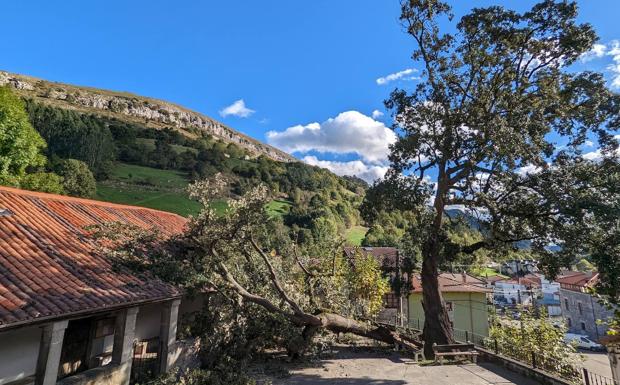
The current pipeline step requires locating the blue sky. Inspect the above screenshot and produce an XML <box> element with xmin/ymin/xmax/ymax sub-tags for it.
<box><xmin>2</xmin><ymin>1</ymin><xmax>619</xmax><ymax>182</ymax></box>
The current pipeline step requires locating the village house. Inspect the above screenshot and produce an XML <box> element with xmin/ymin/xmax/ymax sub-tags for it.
<box><xmin>0</xmin><ymin>186</ymin><xmax>204</xmax><ymax>385</ymax></box>
<box><xmin>343</xmin><ymin>247</ymin><xmax>407</xmax><ymax>325</ymax></box>
<box><xmin>557</xmin><ymin>271</ymin><xmax>615</xmax><ymax>341</ymax></box>
<box><xmin>408</xmin><ymin>273</ymin><xmax>492</xmax><ymax>340</ymax></box>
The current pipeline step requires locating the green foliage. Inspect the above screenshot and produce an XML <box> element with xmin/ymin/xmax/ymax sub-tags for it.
<box><xmin>347</xmin><ymin>250</ymin><xmax>390</xmax><ymax>317</ymax></box>
<box><xmin>490</xmin><ymin>309</ymin><xmax>582</xmax><ymax>381</ymax></box>
<box><xmin>345</xmin><ymin>225</ymin><xmax>367</xmax><ymax>246</ymax></box>
<box><xmin>575</xmin><ymin>258</ymin><xmax>595</xmax><ymax>272</ymax></box>
<box><xmin>0</xmin><ymin>87</ymin><xmax>47</xmax><ymax>178</ymax></box>
<box><xmin>25</xmin><ymin>100</ymin><xmax>116</xmax><ymax>179</ymax></box>
<box><xmin>374</xmin><ymin>0</ymin><xmax>619</xmax><ymax>348</ymax></box>
<box><xmin>0</xmin><ymin>87</ymin><xmax>64</xmax><ymax>193</ymax></box>
<box><xmin>19</xmin><ymin>172</ymin><xmax>64</xmax><ymax>194</ymax></box>
<box><xmin>92</xmin><ymin>177</ymin><xmax>396</xmax><ymax>368</ymax></box>
<box><xmin>55</xmin><ymin>159</ymin><xmax>96</xmax><ymax>197</ymax></box>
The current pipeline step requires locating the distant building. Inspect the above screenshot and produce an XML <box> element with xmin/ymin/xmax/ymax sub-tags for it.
<box><xmin>0</xmin><ymin>186</ymin><xmax>203</xmax><ymax>385</ymax></box>
<box><xmin>489</xmin><ymin>274</ymin><xmax>561</xmax><ymax>316</ymax></box>
<box><xmin>557</xmin><ymin>271</ymin><xmax>615</xmax><ymax>341</ymax></box>
<box><xmin>492</xmin><ymin>278</ymin><xmax>533</xmax><ymax>307</ymax></box>
<box><xmin>408</xmin><ymin>273</ymin><xmax>492</xmax><ymax>338</ymax></box>
<box><xmin>499</xmin><ymin>259</ymin><xmax>539</xmax><ymax>276</ymax></box>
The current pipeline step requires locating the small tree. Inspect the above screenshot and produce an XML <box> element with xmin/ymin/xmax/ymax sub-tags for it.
<box><xmin>0</xmin><ymin>86</ymin><xmax>63</xmax><ymax>192</ymax></box>
<box><xmin>376</xmin><ymin>0</ymin><xmax>619</xmax><ymax>355</ymax></box>
<box><xmin>55</xmin><ymin>159</ymin><xmax>97</xmax><ymax>198</ymax></box>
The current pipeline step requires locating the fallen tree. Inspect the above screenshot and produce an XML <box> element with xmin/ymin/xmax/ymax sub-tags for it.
<box><xmin>93</xmin><ymin>176</ymin><xmax>421</xmax><ymax>359</ymax></box>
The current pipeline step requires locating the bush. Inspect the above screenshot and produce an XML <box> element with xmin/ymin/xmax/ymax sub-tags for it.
<box><xmin>55</xmin><ymin>159</ymin><xmax>96</xmax><ymax>198</ymax></box>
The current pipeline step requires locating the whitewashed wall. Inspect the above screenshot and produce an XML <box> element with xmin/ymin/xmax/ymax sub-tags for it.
<box><xmin>0</xmin><ymin>326</ymin><xmax>41</xmax><ymax>385</ymax></box>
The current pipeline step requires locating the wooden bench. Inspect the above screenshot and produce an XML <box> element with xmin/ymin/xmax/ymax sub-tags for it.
<box><xmin>432</xmin><ymin>343</ymin><xmax>478</xmax><ymax>364</ymax></box>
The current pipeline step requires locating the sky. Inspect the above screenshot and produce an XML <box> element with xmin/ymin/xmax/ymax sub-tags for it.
<box><xmin>2</xmin><ymin>1</ymin><xmax>619</xmax><ymax>183</ymax></box>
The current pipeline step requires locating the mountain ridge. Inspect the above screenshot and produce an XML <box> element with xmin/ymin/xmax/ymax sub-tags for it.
<box><xmin>0</xmin><ymin>70</ymin><xmax>295</xmax><ymax>163</ymax></box>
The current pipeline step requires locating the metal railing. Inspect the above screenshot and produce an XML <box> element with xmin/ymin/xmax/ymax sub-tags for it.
<box><xmin>582</xmin><ymin>368</ymin><xmax>619</xmax><ymax>385</ymax></box>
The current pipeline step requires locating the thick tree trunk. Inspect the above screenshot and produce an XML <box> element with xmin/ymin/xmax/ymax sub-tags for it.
<box><xmin>421</xmin><ymin>245</ymin><xmax>454</xmax><ymax>357</ymax></box>
<box><xmin>420</xmin><ymin>169</ymin><xmax>455</xmax><ymax>358</ymax></box>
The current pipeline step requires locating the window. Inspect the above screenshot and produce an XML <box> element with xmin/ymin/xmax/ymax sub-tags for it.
<box><xmin>445</xmin><ymin>302</ymin><xmax>453</xmax><ymax>312</ymax></box>
<box><xmin>383</xmin><ymin>293</ymin><xmax>399</xmax><ymax>309</ymax></box>
<box><xmin>577</xmin><ymin>302</ymin><xmax>583</xmax><ymax>316</ymax></box>
<box><xmin>564</xmin><ymin>298</ymin><xmax>570</xmax><ymax>311</ymax></box>
<box><xmin>94</xmin><ymin>318</ymin><xmax>115</xmax><ymax>338</ymax></box>
<box><xmin>581</xmin><ymin>322</ymin><xmax>587</xmax><ymax>331</ymax></box>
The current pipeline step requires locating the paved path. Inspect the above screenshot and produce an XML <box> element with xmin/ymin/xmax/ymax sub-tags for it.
<box><xmin>580</xmin><ymin>351</ymin><xmax>613</xmax><ymax>378</ymax></box>
<box><xmin>266</xmin><ymin>349</ymin><xmax>541</xmax><ymax>385</ymax></box>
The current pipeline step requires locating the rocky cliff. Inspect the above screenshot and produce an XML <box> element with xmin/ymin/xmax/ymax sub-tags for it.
<box><xmin>0</xmin><ymin>71</ymin><xmax>294</xmax><ymax>162</ymax></box>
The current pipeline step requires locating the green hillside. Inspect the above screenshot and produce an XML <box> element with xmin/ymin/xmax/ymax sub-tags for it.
<box><xmin>14</xmin><ymin>93</ymin><xmax>368</xmax><ymax>244</ymax></box>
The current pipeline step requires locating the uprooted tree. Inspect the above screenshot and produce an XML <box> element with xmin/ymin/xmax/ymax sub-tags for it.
<box><xmin>92</xmin><ymin>176</ymin><xmax>420</xmax><ymax>361</ymax></box>
<box><xmin>370</xmin><ymin>0</ymin><xmax>619</xmax><ymax>356</ymax></box>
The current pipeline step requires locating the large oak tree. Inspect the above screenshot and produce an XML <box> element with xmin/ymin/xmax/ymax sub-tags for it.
<box><xmin>376</xmin><ymin>0</ymin><xmax>619</xmax><ymax>355</ymax></box>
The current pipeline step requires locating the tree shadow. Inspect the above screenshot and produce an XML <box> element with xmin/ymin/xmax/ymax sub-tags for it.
<box><xmin>268</xmin><ymin>374</ymin><xmax>407</xmax><ymax>385</ymax></box>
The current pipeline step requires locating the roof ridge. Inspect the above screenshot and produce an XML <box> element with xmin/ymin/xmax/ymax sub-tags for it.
<box><xmin>0</xmin><ymin>185</ymin><xmax>188</xmax><ymax>220</ymax></box>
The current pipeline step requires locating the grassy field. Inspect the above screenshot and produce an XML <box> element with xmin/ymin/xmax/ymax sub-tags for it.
<box><xmin>97</xmin><ymin>162</ymin><xmax>290</xmax><ymax>218</ymax></box>
<box><xmin>266</xmin><ymin>199</ymin><xmax>292</xmax><ymax>218</ymax></box>
<box><xmin>345</xmin><ymin>225</ymin><xmax>368</xmax><ymax>246</ymax></box>
<box><xmin>96</xmin><ymin>184</ymin><xmax>203</xmax><ymax>216</ymax></box>
<box><xmin>97</xmin><ymin>162</ymin><xmax>203</xmax><ymax>216</ymax></box>
<box><xmin>135</xmin><ymin>138</ymin><xmax>198</xmax><ymax>154</ymax></box>
<box><xmin>109</xmin><ymin>163</ymin><xmax>189</xmax><ymax>188</ymax></box>
<box><xmin>470</xmin><ymin>267</ymin><xmax>508</xmax><ymax>278</ymax></box>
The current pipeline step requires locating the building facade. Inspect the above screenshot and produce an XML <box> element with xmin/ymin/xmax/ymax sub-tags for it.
<box><xmin>0</xmin><ymin>186</ymin><xmax>202</xmax><ymax>385</ymax></box>
<box><xmin>408</xmin><ymin>273</ymin><xmax>492</xmax><ymax>338</ymax></box>
<box><xmin>557</xmin><ymin>272</ymin><xmax>615</xmax><ymax>342</ymax></box>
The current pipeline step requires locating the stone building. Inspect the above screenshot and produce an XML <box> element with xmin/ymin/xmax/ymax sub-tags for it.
<box><xmin>557</xmin><ymin>271</ymin><xmax>615</xmax><ymax>341</ymax></box>
<box><xmin>0</xmin><ymin>186</ymin><xmax>204</xmax><ymax>385</ymax></box>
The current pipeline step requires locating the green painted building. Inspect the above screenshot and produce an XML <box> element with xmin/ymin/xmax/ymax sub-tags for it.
<box><xmin>408</xmin><ymin>273</ymin><xmax>492</xmax><ymax>338</ymax></box>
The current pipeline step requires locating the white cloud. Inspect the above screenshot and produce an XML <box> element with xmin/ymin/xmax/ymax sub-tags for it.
<box><xmin>584</xmin><ymin>140</ymin><xmax>594</xmax><ymax>148</ymax></box>
<box><xmin>219</xmin><ymin>99</ymin><xmax>255</xmax><ymax>118</ymax></box>
<box><xmin>266</xmin><ymin>110</ymin><xmax>397</xmax><ymax>163</ymax></box>
<box><xmin>376</xmin><ymin>68</ymin><xmax>419</xmax><ymax>85</ymax></box>
<box><xmin>582</xmin><ymin>136</ymin><xmax>620</xmax><ymax>161</ymax></box>
<box><xmin>607</xmin><ymin>40</ymin><xmax>620</xmax><ymax>89</ymax></box>
<box><xmin>580</xmin><ymin>43</ymin><xmax>607</xmax><ymax>62</ymax></box>
<box><xmin>371</xmin><ymin>109</ymin><xmax>384</xmax><ymax>119</ymax></box>
<box><xmin>517</xmin><ymin>164</ymin><xmax>542</xmax><ymax>176</ymax></box>
<box><xmin>302</xmin><ymin>156</ymin><xmax>388</xmax><ymax>183</ymax></box>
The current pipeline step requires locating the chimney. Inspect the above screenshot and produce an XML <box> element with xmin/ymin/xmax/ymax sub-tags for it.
<box><xmin>462</xmin><ymin>271</ymin><xmax>467</xmax><ymax>283</ymax></box>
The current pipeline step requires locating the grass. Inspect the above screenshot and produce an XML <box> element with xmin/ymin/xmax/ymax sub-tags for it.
<box><xmin>470</xmin><ymin>267</ymin><xmax>508</xmax><ymax>278</ymax></box>
<box><xmin>97</xmin><ymin>162</ymin><xmax>292</xmax><ymax>218</ymax></box>
<box><xmin>135</xmin><ymin>138</ymin><xmax>198</xmax><ymax>154</ymax></box>
<box><xmin>265</xmin><ymin>199</ymin><xmax>292</xmax><ymax>218</ymax></box>
<box><xmin>95</xmin><ymin>184</ymin><xmax>202</xmax><ymax>217</ymax></box>
<box><xmin>109</xmin><ymin>163</ymin><xmax>189</xmax><ymax>189</ymax></box>
<box><xmin>345</xmin><ymin>225</ymin><xmax>368</xmax><ymax>246</ymax></box>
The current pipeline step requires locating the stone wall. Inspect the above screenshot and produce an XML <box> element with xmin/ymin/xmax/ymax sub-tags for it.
<box><xmin>476</xmin><ymin>348</ymin><xmax>573</xmax><ymax>385</ymax></box>
<box><xmin>559</xmin><ymin>289</ymin><xmax>614</xmax><ymax>341</ymax></box>
<box><xmin>56</xmin><ymin>363</ymin><xmax>130</xmax><ymax>385</ymax></box>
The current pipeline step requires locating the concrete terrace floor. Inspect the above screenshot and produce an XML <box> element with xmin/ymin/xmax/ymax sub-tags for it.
<box><xmin>261</xmin><ymin>348</ymin><xmax>542</xmax><ymax>385</ymax></box>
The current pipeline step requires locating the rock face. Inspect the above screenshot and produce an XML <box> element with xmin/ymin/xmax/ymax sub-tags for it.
<box><xmin>0</xmin><ymin>71</ymin><xmax>294</xmax><ymax>162</ymax></box>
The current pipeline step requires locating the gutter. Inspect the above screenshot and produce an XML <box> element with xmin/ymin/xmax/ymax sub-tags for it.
<box><xmin>0</xmin><ymin>294</ymin><xmax>183</xmax><ymax>333</ymax></box>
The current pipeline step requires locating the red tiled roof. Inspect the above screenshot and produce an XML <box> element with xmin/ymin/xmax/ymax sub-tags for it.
<box><xmin>0</xmin><ymin>186</ymin><xmax>187</xmax><ymax>329</ymax></box>
<box><xmin>410</xmin><ymin>273</ymin><xmax>492</xmax><ymax>294</ymax></box>
<box><xmin>556</xmin><ymin>271</ymin><xmax>598</xmax><ymax>288</ymax></box>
